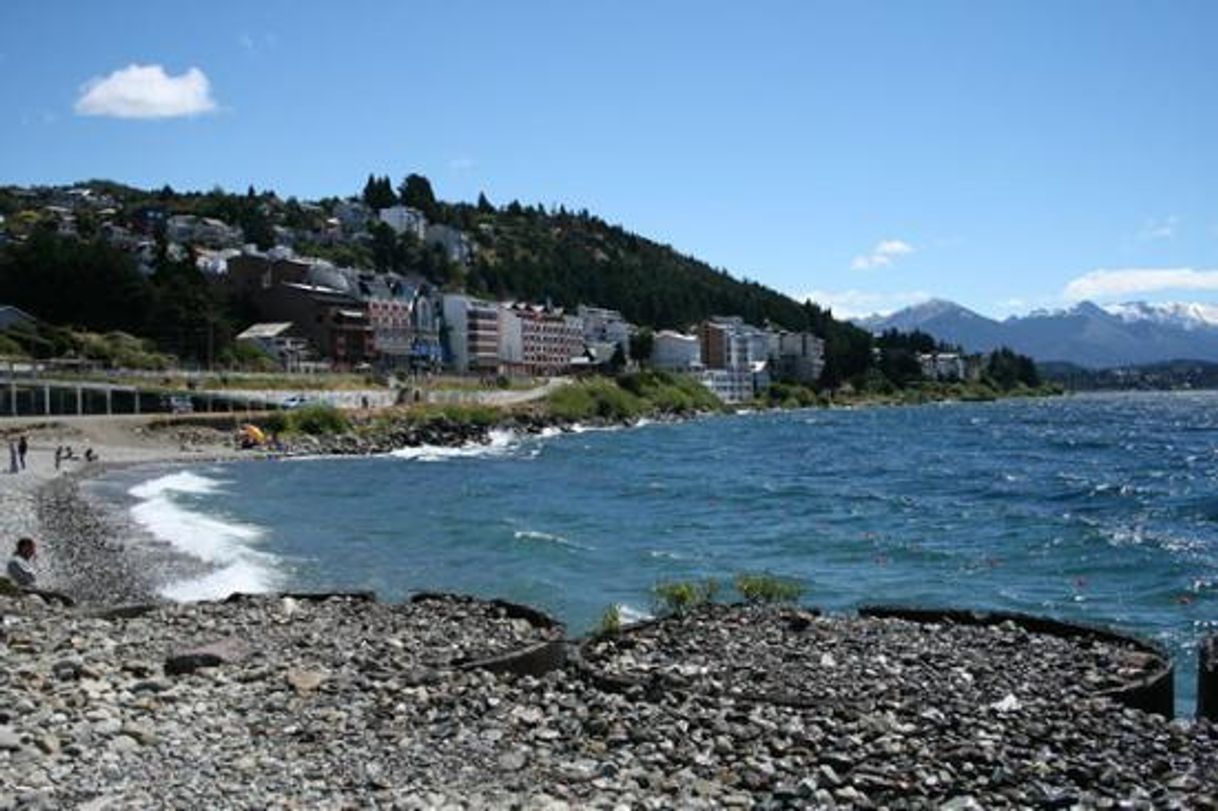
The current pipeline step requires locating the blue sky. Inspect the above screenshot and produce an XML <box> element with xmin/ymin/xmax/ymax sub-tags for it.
<box><xmin>2</xmin><ymin>1</ymin><xmax>1216</xmax><ymax>317</ymax></box>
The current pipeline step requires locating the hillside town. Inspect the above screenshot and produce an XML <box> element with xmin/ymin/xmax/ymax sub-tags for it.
<box><xmin>0</xmin><ymin>182</ymin><xmax>991</xmax><ymax>405</ymax></box>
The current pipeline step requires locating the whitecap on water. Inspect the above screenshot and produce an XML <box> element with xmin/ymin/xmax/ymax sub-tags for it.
<box><xmin>646</xmin><ymin>549</ymin><xmax>685</xmax><ymax>561</ymax></box>
<box><xmin>512</xmin><ymin>529</ymin><xmax>591</xmax><ymax>550</ymax></box>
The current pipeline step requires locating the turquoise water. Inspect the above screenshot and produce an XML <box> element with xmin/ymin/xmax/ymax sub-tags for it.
<box><xmin>99</xmin><ymin>392</ymin><xmax>1218</xmax><ymax>714</ymax></box>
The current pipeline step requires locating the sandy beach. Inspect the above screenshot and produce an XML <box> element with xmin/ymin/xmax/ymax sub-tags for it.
<box><xmin>0</xmin><ymin>415</ymin><xmax>242</xmax><ymax>604</ymax></box>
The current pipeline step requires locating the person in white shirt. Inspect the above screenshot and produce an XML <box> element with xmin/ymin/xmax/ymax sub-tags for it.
<box><xmin>7</xmin><ymin>537</ymin><xmax>37</xmax><ymax>587</ymax></box>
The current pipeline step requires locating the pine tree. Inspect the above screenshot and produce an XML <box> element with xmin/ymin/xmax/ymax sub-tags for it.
<box><xmin>399</xmin><ymin>174</ymin><xmax>437</xmax><ymax>219</ymax></box>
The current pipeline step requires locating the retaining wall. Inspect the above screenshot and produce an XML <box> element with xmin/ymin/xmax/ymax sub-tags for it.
<box><xmin>859</xmin><ymin>605</ymin><xmax>1175</xmax><ymax>718</ymax></box>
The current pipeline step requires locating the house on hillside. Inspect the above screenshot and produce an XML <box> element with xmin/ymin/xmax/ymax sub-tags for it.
<box><xmin>235</xmin><ymin>322</ymin><xmax>312</xmax><ymax>371</ymax></box>
<box><xmin>225</xmin><ymin>254</ymin><xmax>372</xmax><ymax>368</ymax></box>
<box><xmin>378</xmin><ymin>206</ymin><xmax>427</xmax><ymax>241</ymax></box>
<box><xmin>425</xmin><ymin>224</ymin><xmax>473</xmax><ymax>264</ymax></box>
<box><xmin>0</xmin><ymin>305</ymin><xmax>39</xmax><ymax>333</ymax></box>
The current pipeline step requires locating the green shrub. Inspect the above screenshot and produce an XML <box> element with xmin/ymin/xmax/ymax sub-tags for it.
<box><xmin>547</xmin><ymin>378</ymin><xmax>644</xmax><ymax>421</ymax></box>
<box><xmin>428</xmin><ymin>403</ymin><xmax>500</xmax><ymax>426</ymax></box>
<box><xmin>547</xmin><ymin>384</ymin><xmax>597</xmax><ymax>420</ymax></box>
<box><xmin>652</xmin><ymin>578</ymin><xmax>719</xmax><ymax>615</ymax></box>
<box><xmin>618</xmin><ymin>369</ymin><xmax>723</xmax><ymax>414</ymax></box>
<box><xmin>261</xmin><ymin>411</ymin><xmax>288</xmax><ymax>435</ymax></box>
<box><xmin>285</xmin><ymin>403</ymin><xmax>351</xmax><ymax>435</ymax></box>
<box><xmin>0</xmin><ymin>334</ymin><xmax>28</xmax><ymax>359</ymax></box>
<box><xmin>734</xmin><ymin>572</ymin><xmax>805</xmax><ymax>605</ymax></box>
<box><xmin>597</xmin><ymin>604</ymin><xmax>623</xmax><ymax>637</ymax></box>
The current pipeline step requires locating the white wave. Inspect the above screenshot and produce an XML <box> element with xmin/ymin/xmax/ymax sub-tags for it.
<box><xmin>128</xmin><ymin>470</ymin><xmax>279</xmax><ymax>601</ymax></box>
<box><xmin>647</xmin><ymin>549</ymin><xmax>685</xmax><ymax>561</ymax></box>
<box><xmin>128</xmin><ymin>470</ymin><xmax>224</xmax><ymax>499</ymax></box>
<box><xmin>513</xmin><ymin>529</ymin><xmax>590</xmax><ymax>550</ymax></box>
<box><xmin>537</xmin><ymin>426</ymin><xmax>564</xmax><ymax>438</ymax></box>
<box><xmin>569</xmin><ymin>422</ymin><xmax>624</xmax><ymax>434</ymax></box>
<box><xmin>390</xmin><ymin>428</ymin><xmax>522</xmax><ymax>462</ymax></box>
<box><xmin>160</xmin><ymin>559</ymin><xmax>277</xmax><ymax>602</ymax></box>
<box><xmin>617</xmin><ymin>603</ymin><xmax>652</xmax><ymax>624</ymax></box>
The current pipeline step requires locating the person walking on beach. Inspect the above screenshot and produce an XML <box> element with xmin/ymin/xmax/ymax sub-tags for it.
<box><xmin>7</xmin><ymin>439</ymin><xmax>17</xmax><ymax>474</ymax></box>
<box><xmin>7</xmin><ymin>537</ymin><xmax>37</xmax><ymax>587</ymax></box>
<box><xmin>54</xmin><ymin>445</ymin><xmax>63</xmax><ymax>471</ymax></box>
<box><xmin>17</xmin><ymin>435</ymin><xmax>27</xmax><ymax>470</ymax></box>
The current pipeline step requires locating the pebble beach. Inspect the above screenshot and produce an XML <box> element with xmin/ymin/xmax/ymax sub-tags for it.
<box><xmin>2</xmin><ymin>418</ymin><xmax>1218</xmax><ymax>808</ymax></box>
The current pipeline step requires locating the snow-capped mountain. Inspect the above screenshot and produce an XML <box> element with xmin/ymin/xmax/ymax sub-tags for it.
<box><xmin>1103</xmin><ymin>301</ymin><xmax>1218</xmax><ymax>331</ymax></box>
<box><xmin>853</xmin><ymin>299</ymin><xmax>1218</xmax><ymax>368</ymax></box>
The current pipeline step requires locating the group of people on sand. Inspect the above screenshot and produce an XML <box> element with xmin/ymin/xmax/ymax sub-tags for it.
<box><xmin>53</xmin><ymin>445</ymin><xmax>96</xmax><ymax>470</ymax></box>
<box><xmin>6</xmin><ymin>436</ymin><xmax>99</xmax><ymax>474</ymax></box>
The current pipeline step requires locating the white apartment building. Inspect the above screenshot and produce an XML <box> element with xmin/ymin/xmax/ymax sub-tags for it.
<box><xmin>442</xmin><ymin>294</ymin><xmax>501</xmax><ymax>373</ymax></box>
<box><xmin>651</xmin><ymin>330</ymin><xmax>702</xmax><ymax>371</ymax></box>
<box><xmin>577</xmin><ymin>305</ymin><xmax>631</xmax><ymax>354</ymax></box>
<box><xmin>500</xmin><ymin>303</ymin><xmax>584</xmax><ymax>376</ymax></box>
<box><xmin>699</xmin><ymin>316</ymin><xmax>770</xmax><ymax>370</ymax></box>
<box><xmin>769</xmin><ymin>330</ymin><xmax>826</xmax><ymax>385</ymax></box>
<box><xmin>378</xmin><ymin>206</ymin><xmax>428</xmax><ymax>241</ymax></box>
<box><xmin>696</xmin><ymin>368</ymin><xmax>755</xmax><ymax>405</ymax></box>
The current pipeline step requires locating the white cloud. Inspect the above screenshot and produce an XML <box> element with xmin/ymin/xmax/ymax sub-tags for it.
<box><xmin>75</xmin><ymin>64</ymin><xmax>217</xmax><ymax>119</ymax></box>
<box><xmin>1137</xmin><ymin>216</ymin><xmax>1177</xmax><ymax>241</ymax></box>
<box><xmin>851</xmin><ymin>239</ymin><xmax>915</xmax><ymax>271</ymax></box>
<box><xmin>1063</xmin><ymin>268</ymin><xmax>1218</xmax><ymax>301</ymax></box>
<box><xmin>792</xmin><ymin>289</ymin><xmax>932</xmax><ymax>319</ymax></box>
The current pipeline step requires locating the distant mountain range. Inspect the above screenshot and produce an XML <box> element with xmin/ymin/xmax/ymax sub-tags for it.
<box><xmin>854</xmin><ymin>299</ymin><xmax>1218</xmax><ymax>369</ymax></box>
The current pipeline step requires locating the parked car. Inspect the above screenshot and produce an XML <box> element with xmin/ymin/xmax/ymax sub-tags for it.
<box><xmin>280</xmin><ymin>394</ymin><xmax>313</xmax><ymax>410</ymax></box>
<box><xmin>162</xmin><ymin>395</ymin><xmax>194</xmax><ymax>414</ymax></box>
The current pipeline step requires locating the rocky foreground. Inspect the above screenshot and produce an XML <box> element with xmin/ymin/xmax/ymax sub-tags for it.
<box><xmin>1</xmin><ymin>594</ymin><xmax>1217</xmax><ymax>809</ymax></box>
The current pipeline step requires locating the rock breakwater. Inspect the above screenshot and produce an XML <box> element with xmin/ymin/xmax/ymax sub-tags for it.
<box><xmin>2</xmin><ymin>595</ymin><xmax>1216</xmax><ymax>808</ymax></box>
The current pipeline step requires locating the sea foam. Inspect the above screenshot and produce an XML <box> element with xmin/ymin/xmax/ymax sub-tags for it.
<box><xmin>389</xmin><ymin>428</ymin><xmax>523</xmax><ymax>462</ymax></box>
<box><xmin>127</xmin><ymin>471</ymin><xmax>280</xmax><ymax>601</ymax></box>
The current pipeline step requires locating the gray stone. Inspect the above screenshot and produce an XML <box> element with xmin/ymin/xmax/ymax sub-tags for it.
<box><xmin>285</xmin><ymin>668</ymin><xmax>327</xmax><ymax>694</ymax></box>
<box><xmin>0</xmin><ymin>727</ymin><xmax>21</xmax><ymax>751</ymax></box>
<box><xmin>498</xmin><ymin>750</ymin><xmax>528</xmax><ymax>771</ymax></box>
<box><xmin>164</xmin><ymin>638</ymin><xmax>250</xmax><ymax>676</ymax></box>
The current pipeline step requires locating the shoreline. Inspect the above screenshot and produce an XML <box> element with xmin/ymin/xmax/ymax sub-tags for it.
<box><xmin>0</xmin><ymin>391</ymin><xmax>1064</xmax><ymax>608</ymax></box>
<box><xmin>0</xmin><ymin>409</ymin><xmax>680</xmax><ymax>606</ymax></box>
<box><xmin>0</xmin><ymin>417</ymin><xmax>251</xmax><ymax>606</ymax></box>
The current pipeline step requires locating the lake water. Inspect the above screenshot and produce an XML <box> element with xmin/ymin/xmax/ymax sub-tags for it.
<box><xmin>94</xmin><ymin>392</ymin><xmax>1218</xmax><ymax>714</ymax></box>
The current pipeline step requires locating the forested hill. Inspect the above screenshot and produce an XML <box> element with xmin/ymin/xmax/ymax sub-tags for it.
<box><xmin>0</xmin><ymin>176</ymin><xmax>874</xmax><ymax>380</ymax></box>
<box><xmin>464</xmin><ymin>205</ymin><xmax>808</xmax><ymax>331</ymax></box>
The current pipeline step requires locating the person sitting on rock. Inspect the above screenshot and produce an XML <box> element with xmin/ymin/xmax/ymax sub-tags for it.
<box><xmin>7</xmin><ymin>537</ymin><xmax>37</xmax><ymax>588</ymax></box>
